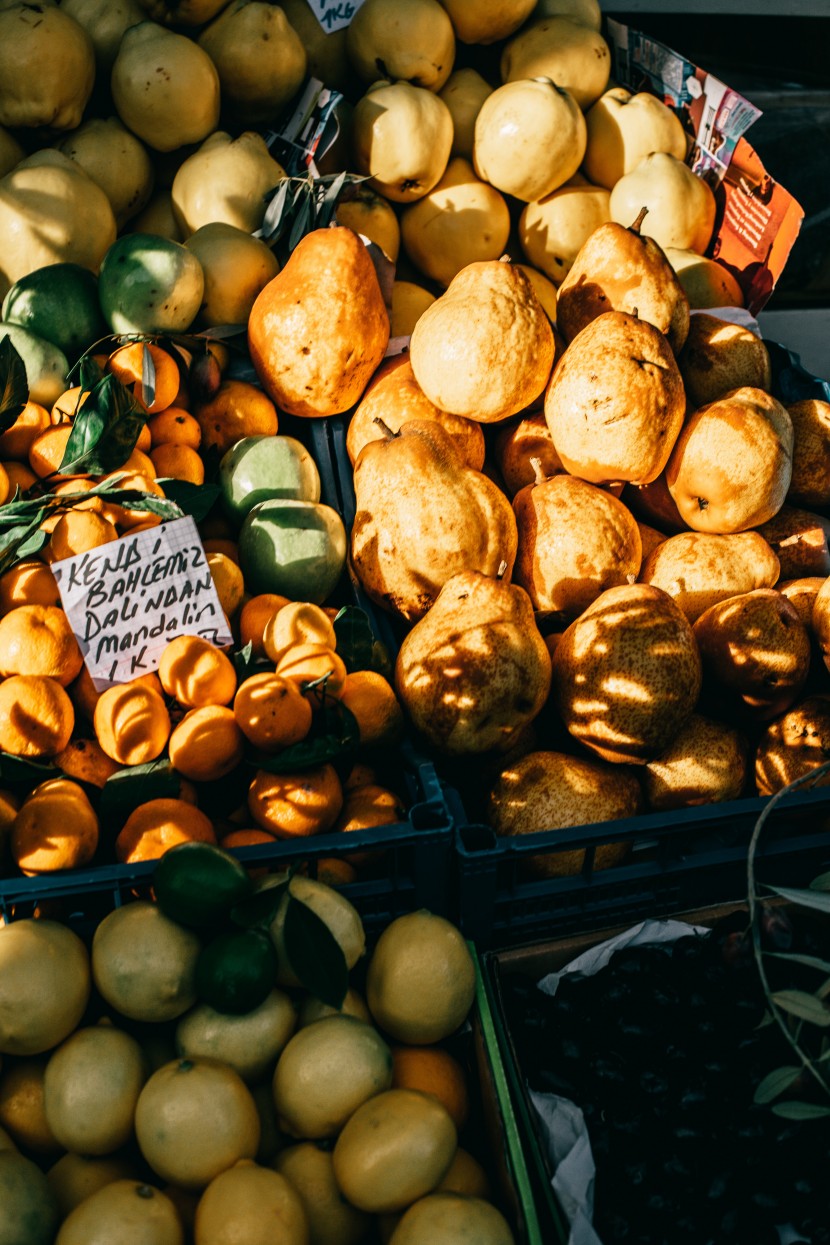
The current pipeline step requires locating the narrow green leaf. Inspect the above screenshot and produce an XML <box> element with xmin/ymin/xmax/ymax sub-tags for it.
<box><xmin>810</xmin><ymin>870</ymin><xmax>830</xmax><ymax>892</ymax></box>
<box><xmin>764</xmin><ymin>884</ymin><xmax>830</xmax><ymax>916</ymax></box>
<box><xmin>110</xmin><ymin>491</ymin><xmax>184</xmax><ymax>520</ymax></box>
<box><xmin>78</xmin><ymin>352</ymin><xmax>105</xmax><ymax>392</ymax></box>
<box><xmin>281</xmin><ymin>893</ymin><xmax>348</xmax><ymax>1010</ymax></box>
<box><xmin>771</xmin><ymin>1101</ymin><xmax>830</xmax><ymax>1120</ymax></box>
<box><xmin>0</xmin><ymin>753</ymin><xmax>57</xmax><ymax>783</ymax></box>
<box><xmin>258</xmin><ymin>177</ymin><xmax>291</xmax><ymax>243</ymax></box>
<box><xmin>753</xmin><ymin>1066</ymin><xmax>802</xmax><ymax>1104</ymax></box>
<box><xmin>155</xmin><ymin>479</ymin><xmax>221</xmax><ymax>522</ymax></box>
<box><xmin>766</xmin><ymin>952</ymin><xmax>830</xmax><ymax>975</ymax></box>
<box><xmin>232</xmin><ymin>641</ymin><xmax>257</xmax><ymax>683</ymax></box>
<box><xmin>140</xmin><ymin>342</ymin><xmax>156</xmax><ymax>411</ymax></box>
<box><xmin>771</xmin><ymin>990</ymin><xmax>830</xmax><ymax>1027</ymax></box>
<box><xmin>333</xmin><ymin>606</ymin><xmax>375</xmax><ymax>673</ymax></box>
<box><xmin>231</xmin><ymin>879</ymin><xmax>290</xmax><ymax>930</ymax></box>
<box><xmin>58</xmin><ymin>374</ymin><xmax>147</xmax><ymax>476</ymax></box>
<box><xmin>319</xmin><ymin>169</ymin><xmax>348</xmax><ymax>225</ymax></box>
<box><xmin>253</xmin><ymin>732</ymin><xmax>357</xmax><ymax>774</ymax></box>
<box><xmin>0</xmin><ymin>336</ymin><xmax>29</xmax><ymax>430</ymax></box>
<box><xmin>288</xmin><ymin>195</ymin><xmax>313</xmax><ymax>251</ymax></box>
<box><xmin>0</xmin><ymin>519</ymin><xmax>50</xmax><ymax>576</ymax></box>
<box><xmin>99</xmin><ymin>759</ymin><xmax>180</xmax><ymax>821</ymax></box>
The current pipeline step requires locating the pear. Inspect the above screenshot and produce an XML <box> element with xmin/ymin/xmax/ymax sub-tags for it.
<box><xmin>787</xmin><ymin>398</ymin><xmax>830</xmax><ymax>507</ymax></box>
<box><xmin>171</xmin><ymin>131</ymin><xmax>286</xmax><ymax>236</ymax></box>
<box><xmin>544</xmin><ymin>311</ymin><xmax>686</xmax><ymax>486</ymax></box>
<box><xmin>347</xmin><ymin>0</ymin><xmax>455</xmax><ymax>91</ymax></box>
<box><xmin>778</xmin><ymin>577</ymin><xmax>826</xmax><ymax>630</ymax></box>
<box><xmin>410</xmin><ymin>260</ymin><xmax>554</xmax><ymax>423</ymax></box>
<box><xmin>473</xmin><ymin>78</ymin><xmax>586</xmax><ymax>203</ymax></box>
<box><xmin>493</xmin><ymin>413</ymin><xmax>563</xmax><ymax>496</ymax></box>
<box><xmin>439</xmin><ymin>68</ymin><xmax>493</xmax><ymax>160</ymax></box>
<box><xmin>513</xmin><ymin>467</ymin><xmax>642</xmax><ymax>621</ymax></box>
<box><xmin>501</xmin><ymin>17</ymin><xmax>610</xmax><ymax>111</ymax></box>
<box><xmin>111</xmin><ymin>22</ymin><xmax>220</xmax><ymax>153</ymax></box>
<box><xmin>756</xmin><ymin>505</ymin><xmax>830</xmax><ymax>580</ymax></box>
<box><xmin>439</xmin><ymin>0</ymin><xmax>537</xmax><ymax>43</ymax></box>
<box><xmin>247</xmin><ymin>226</ymin><xmax>389</xmax><ymax>419</ymax></box>
<box><xmin>488</xmin><ymin>750</ymin><xmax>640</xmax><ymax>877</ymax></box>
<box><xmin>679</xmin><ymin>313</ymin><xmax>771</xmax><ymax>407</ymax></box>
<box><xmin>519</xmin><ymin>178</ymin><xmax>611</xmax><ymax>287</ymax></box>
<box><xmin>610</xmin><ymin>152</ymin><xmax>716</xmax><ymax>254</ymax></box>
<box><xmin>639</xmin><ymin>531</ymin><xmax>780</xmax><ymax>623</ymax></box>
<box><xmin>664</xmin><ymin>247</ymin><xmax>745</xmax><ymax>310</ymax></box>
<box><xmin>644</xmin><ymin>714</ymin><xmax>748</xmax><ymax>810</ymax></box>
<box><xmin>352</xmin><ymin>80</ymin><xmax>453</xmax><ymax>204</ymax></box>
<box><xmin>755</xmin><ymin>695</ymin><xmax>830</xmax><ymax>795</ymax></box>
<box><xmin>556</xmin><ymin>208</ymin><xmax>690</xmax><ymax>354</ymax></box>
<box><xmin>551</xmin><ymin>583</ymin><xmax>702</xmax><ymax>764</ymax></box>
<box><xmin>350</xmin><ymin>420</ymin><xmax>517</xmax><ymax>622</ymax></box>
<box><xmin>197</xmin><ymin>0</ymin><xmax>307</xmax><ymax>126</ymax></box>
<box><xmin>394</xmin><ymin>571</ymin><xmax>551</xmax><ymax>753</ymax></box>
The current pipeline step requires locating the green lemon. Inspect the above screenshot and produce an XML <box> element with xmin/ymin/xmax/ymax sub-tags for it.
<box><xmin>2</xmin><ymin>263</ymin><xmax>107</xmax><ymax>362</ymax></box>
<box><xmin>153</xmin><ymin>841</ymin><xmax>253</xmax><ymax>931</ymax></box>
<box><xmin>238</xmin><ymin>498</ymin><xmax>347</xmax><ymax>604</ymax></box>
<box><xmin>195</xmin><ymin>929</ymin><xmax>278</xmax><ymax>1015</ymax></box>
<box><xmin>97</xmin><ymin>232</ymin><xmax>204</xmax><ymax>334</ymax></box>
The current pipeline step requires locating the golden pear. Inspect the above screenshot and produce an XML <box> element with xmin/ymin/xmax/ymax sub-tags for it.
<box><xmin>610</xmin><ymin>152</ymin><xmax>716</xmax><ymax>254</ymax></box>
<box><xmin>112</xmin><ymin>21</ymin><xmax>220</xmax><ymax>153</ymax></box>
<box><xmin>185</xmin><ymin>223</ymin><xmax>280</xmax><ymax>328</ymax></box>
<box><xmin>639</xmin><ymin>531</ymin><xmax>780</xmax><ymax>623</ymax></box>
<box><xmin>61</xmin><ymin>0</ymin><xmax>145</xmax><ymax>74</ymax></box>
<box><xmin>665</xmin><ymin>387</ymin><xmax>793</xmax><ymax>533</ymax></box>
<box><xmin>644</xmin><ymin>714</ymin><xmax>748</xmax><ymax>810</ymax></box>
<box><xmin>664</xmin><ymin>248</ymin><xmax>745</xmax><ymax>310</ymax></box>
<box><xmin>501</xmin><ymin>17</ymin><xmax>610</xmax><ymax>110</ymax></box>
<box><xmin>519</xmin><ymin>179</ymin><xmax>611</xmax><ymax>286</ymax></box>
<box><xmin>516</xmin><ymin>266</ymin><xmax>558</xmax><ymax>323</ymax></box>
<box><xmin>130</xmin><ymin>189</ymin><xmax>182</xmax><ymax>242</ymax></box>
<box><xmin>788</xmin><ymin>399</ymin><xmax>830</xmax><ymax>507</ymax></box>
<box><xmin>248</xmin><ymin>226</ymin><xmax>389</xmax><ymax>419</ymax></box>
<box><xmin>556</xmin><ymin>208</ymin><xmax>690</xmax><ymax>353</ymax></box>
<box><xmin>198</xmin><ymin>0</ymin><xmax>307</xmax><ymax>126</ymax></box>
<box><xmin>353</xmin><ymin>80</ymin><xmax>453</xmax><ymax>204</ymax></box>
<box><xmin>347</xmin><ymin>0</ymin><xmax>455</xmax><ymax>91</ymax></box>
<box><xmin>335</xmin><ymin>189</ymin><xmax>400</xmax><ymax>264</ymax></box>
<box><xmin>583</xmin><ymin>88</ymin><xmax>688</xmax><ymax>189</ymax></box>
<box><xmin>439</xmin><ymin>0</ymin><xmax>537</xmax><ymax>43</ymax></box>
<box><xmin>544</xmin><ymin>311</ymin><xmax>686</xmax><ymax>485</ymax></box>
<box><xmin>551</xmin><ymin>583</ymin><xmax>702</xmax><ymax>764</ymax></box>
<box><xmin>394</xmin><ymin>571</ymin><xmax>551</xmax><ymax>753</ymax></box>
<box><xmin>0</xmin><ymin>3</ymin><xmax>94</xmax><ymax>131</ymax></box>
<box><xmin>755</xmin><ymin>695</ymin><xmax>830</xmax><ymax>796</ymax></box>
<box><xmin>513</xmin><ymin>470</ymin><xmax>642</xmax><ymax>620</ymax></box>
<box><xmin>756</xmin><ymin>505</ymin><xmax>830</xmax><ymax>581</ymax></box>
<box><xmin>346</xmin><ymin>355</ymin><xmax>485</xmax><ymax>469</ymax></box>
<box><xmin>171</xmin><ymin>131</ymin><xmax>286</xmax><ymax>237</ymax></box>
<box><xmin>0</xmin><ymin>126</ymin><xmax>23</xmax><ymax>179</ymax></box>
<box><xmin>488</xmin><ymin>750</ymin><xmax>640</xmax><ymax>877</ymax></box>
<box><xmin>493</xmin><ymin>413</ymin><xmax>564</xmax><ymax>496</ymax></box>
<box><xmin>401</xmin><ymin>158</ymin><xmax>511</xmax><ymax>287</ymax></box>
<box><xmin>679</xmin><ymin>313</ymin><xmax>771</xmax><ymax>407</ymax></box>
<box><xmin>637</xmin><ymin>521</ymin><xmax>666</xmax><ymax>561</ymax></box>
<box><xmin>693</xmin><ymin>589</ymin><xmax>810</xmax><ymax>720</ymax></box>
<box><xmin>390</xmin><ymin>282</ymin><xmax>435</xmax><ymax>337</ymax></box>
<box><xmin>623</xmin><ymin>473</ymin><xmax>687</xmax><ymax>532</ymax></box>
<box><xmin>351</xmin><ymin>421</ymin><xmax>517</xmax><ymax>622</ymax></box>
<box><xmin>410</xmin><ymin>261</ymin><xmax>554</xmax><ymax>423</ymax></box>
<box><xmin>439</xmin><ymin>69</ymin><xmax>493</xmax><ymax>160</ymax></box>
<box><xmin>474</xmin><ymin>79</ymin><xmax>586</xmax><ymax>203</ymax></box>
<box><xmin>56</xmin><ymin>117</ymin><xmax>154</xmax><ymax>231</ymax></box>
<box><xmin>777</xmin><ymin>577</ymin><xmax>825</xmax><ymax>631</ymax></box>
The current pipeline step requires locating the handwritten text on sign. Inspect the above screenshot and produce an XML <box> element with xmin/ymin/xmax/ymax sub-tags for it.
<box><xmin>305</xmin><ymin>0</ymin><xmax>366</xmax><ymax>34</ymax></box>
<box><xmin>52</xmin><ymin>516</ymin><xmax>233</xmax><ymax>691</ymax></box>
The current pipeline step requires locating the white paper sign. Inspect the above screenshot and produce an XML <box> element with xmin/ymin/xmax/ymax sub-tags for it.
<box><xmin>52</xmin><ymin>515</ymin><xmax>233</xmax><ymax>691</ymax></box>
<box><xmin>304</xmin><ymin>0</ymin><xmax>366</xmax><ymax>34</ymax></box>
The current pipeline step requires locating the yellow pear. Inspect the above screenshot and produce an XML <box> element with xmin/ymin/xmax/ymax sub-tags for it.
<box><xmin>395</xmin><ymin>571</ymin><xmax>551</xmax><ymax>753</ymax></box>
<box><xmin>248</xmin><ymin>226</ymin><xmax>389</xmax><ymax>419</ymax></box>
<box><xmin>610</xmin><ymin>152</ymin><xmax>716</xmax><ymax>254</ymax></box>
<box><xmin>679</xmin><ymin>313</ymin><xmax>771</xmax><ymax>407</ymax></box>
<box><xmin>534</xmin><ymin>0</ymin><xmax>601</xmax><ymax>29</ymax></box>
<box><xmin>410</xmin><ymin>260</ymin><xmax>554</xmax><ymax>422</ymax></box>
<box><xmin>516</xmin><ymin>265</ymin><xmax>558</xmax><ymax>322</ymax></box>
<box><xmin>639</xmin><ymin>531</ymin><xmax>781</xmax><ymax>623</ymax></box>
<box><xmin>474</xmin><ymin>79</ymin><xmax>586</xmax><ymax>203</ymax></box>
<box><xmin>347</xmin><ymin>0</ymin><xmax>455</xmax><ymax>91</ymax></box>
<box><xmin>665</xmin><ymin>248</ymin><xmax>745</xmax><ymax>309</ymax></box>
<box><xmin>353</xmin><ymin>79</ymin><xmax>453</xmax><ymax>204</ymax></box>
<box><xmin>0</xmin><ymin>2</ymin><xmax>94</xmax><ymax>131</ymax></box>
<box><xmin>198</xmin><ymin>0</ymin><xmax>307</xmax><ymax>125</ymax></box>
<box><xmin>584</xmin><ymin>88</ymin><xmax>688</xmax><ymax>189</ymax></box>
<box><xmin>56</xmin><ymin>117</ymin><xmax>154</xmax><ymax>231</ymax></box>
<box><xmin>130</xmin><ymin>189</ymin><xmax>182</xmax><ymax>242</ymax></box>
<box><xmin>400</xmin><ymin>157</ymin><xmax>511</xmax><ymax>286</ymax></box>
<box><xmin>439</xmin><ymin>68</ymin><xmax>493</xmax><ymax>159</ymax></box>
<box><xmin>494</xmin><ymin>412</ymin><xmax>564</xmax><ymax>496</ymax></box>
<box><xmin>755</xmin><ymin>695</ymin><xmax>830</xmax><ymax>796</ymax></box>
<box><xmin>112</xmin><ymin>21</ymin><xmax>220</xmax><ymax>153</ymax></box>
<box><xmin>501</xmin><ymin>17</ymin><xmax>610</xmax><ymax>110</ymax></box>
<box><xmin>171</xmin><ymin>132</ymin><xmax>286</xmax><ymax>236</ymax></box>
<box><xmin>335</xmin><ymin>188</ymin><xmax>400</xmax><ymax>263</ymax></box>
<box><xmin>351</xmin><ymin>421</ymin><xmax>517</xmax><ymax>622</ymax></box>
<box><xmin>519</xmin><ymin>178</ymin><xmax>611</xmax><ymax>285</ymax></box>
<box><xmin>60</xmin><ymin>0</ymin><xmax>145</xmax><ymax>74</ymax></box>
<box><xmin>438</xmin><ymin>0</ymin><xmax>537</xmax><ymax>43</ymax></box>
<box><xmin>788</xmin><ymin>398</ymin><xmax>830</xmax><ymax>507</ymax></box>
<box><xmin>185</xmin><ymin>223</ymin><xmax>280</xmax><ymax>327</ymax></box>
<box><xmin>644</xmin><ymin>714</ymin><xmax>748</xmax><ymax>810</ymax></box>
<box><xmin>390</xmin><ymin>281</ymin><xmax>435</xmax><ymax>337</ymax></box>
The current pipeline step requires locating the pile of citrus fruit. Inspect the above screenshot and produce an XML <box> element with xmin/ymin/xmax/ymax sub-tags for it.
<box><xmin>0</xmin><ymin>867</ymin><xmax>514</xmax><ymax>1245</ymax></box>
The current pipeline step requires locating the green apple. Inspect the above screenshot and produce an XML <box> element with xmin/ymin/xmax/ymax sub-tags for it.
<box><xmin>238</xmin><ymin>499</ymin><xmax>347</xmax><ymax>604</ymax></box>
<box><xmin>219</xmin><ymin>435</ymin><xmax>321</xmax><ymax>527</ymax></box>
<box><xmin>0</xmin><ymin>322</ymin><xmax>68</xmax><ymax>406</ymax></box>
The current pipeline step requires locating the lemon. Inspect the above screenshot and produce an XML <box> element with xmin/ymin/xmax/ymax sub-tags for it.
<box><xmin>176</xmin><ymin>989</ymin><xmax>296</xmax><ymax>1083</ymax></box>
<box><xmin>43</xmin><ymin>1024</ymin><xmax>148</xmax><ymax>1155</ymax></box>
<box><xmin>0</xmin><ymin>1150</ymin><xmax>59</xmax><ymax>1245</ymax></box>
<box><xmin>0</xmin><ymin>919</ymin><xmax>90</xmax><ymax>1057</ymax></box>
<box><xmin>275</xmin><ymin>1142</ymin><xmax>369</xmax><ymax>1245</ymax></box>
<box><xmin>389</xmin><ymin>1192</ymin><xmax>515</xmax><ymax>1244</ymax></box>
<box><xmin>55</xmin><ymin>1179</ymin><xmax>184</xmax><ymax>1245</ymax></box>
<box><xmin>193</xmin><ymin>1161</ymin><xmax>307</xmax><ymax>1245</ymax></box>
<box><xmin>92</xmin><ymin>901</ymin><xmax>201</xmax><ymax>1024</ymax></box>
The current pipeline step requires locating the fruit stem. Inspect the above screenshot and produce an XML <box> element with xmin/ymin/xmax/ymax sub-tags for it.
<box><xmin>372</xmin><ymin>417</ymin><xmax>399</xmax><ymax>440</ymax></box>
<box><xmin>496</xmin><ymin>560</ymin><xmax>508</xmax><ymax>580</ymax></box>
<box><xmin>630</xmin><ymin>206</ymin><xmax>649</xmax><ymax>235</ymax></box>
<box><xmin>530</xmin><ymin>456</ymin><xmax>547</xmax><ymax>486</ymax></box>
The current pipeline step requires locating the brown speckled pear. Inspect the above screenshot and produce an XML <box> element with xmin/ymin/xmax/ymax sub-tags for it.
<box><xmin>551</xmin><ymin>582</ymin><xmax>701</xmax><ymax>764</ymax></box>
<box><xmin>544</xmin><ymin>311</ymin><xmax>686</xmax><ymax>486</ymax></box>
<box><xmin>409</xmin><ymin>260</ymin><xmax>554</xmax><ymax>423</ymax></box>
<box><xmin>755</xmin><ymin>695</ymin><xmax>830</xmax><ymax>795</ymax></box>
<box><xmin>247</xmin><ymin>226</ymin><xmax>389</xmax><ymax>418</ymax></box>
<box><xmin>350</xmin><ymin>420</ymin><xmax>517</xmax><ymax>622</ymax></box>
<box><xmin>556</xmin><ymin>208</ymin><xmax>690</xmax><ymax>353</ymax></box>
<box><xmin>512</xmin><ymin>470</ymin><xmax>642</xmax><ymax>621</ymax></box>
<box><xmin>644</xmin><ymin>713</ymin><xmax>748</xmax><ymax>810</ymax></box>
<box><xmin>665</xmin><ymin>386</ymin><xmax>793</xmax><ymax>533</ymax></box>
<box><xmin>394</xmin><ymin>571</ymin><xmax>551</xmax><ymax>754</ymax></box>
<box><xmin>678</xmin><ymin>313</ymin><xmax>772</xmax><ymax>408</ymax></box>
<box><xmin>345</xmin><ymin>354</ymin><xmax>485</xmax><ymax>469</ymax></box>
<box><xmin>639</xmin><ymin>530</ymin><xmax>780</xmax><ymax>623</ymax></box>
<box><xmin>488</xmin><ymin>750</ymin><xmax>641</xmax><ymax>877</ymax></box>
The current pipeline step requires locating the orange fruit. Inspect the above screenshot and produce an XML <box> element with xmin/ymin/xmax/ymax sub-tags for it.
<box><xmin>219</xmin><ymin>827</ymin><xmax>277</xmax><ymax>876</ymax></box>
<box><xmin>53</xmin><ymin>738</ymin><xmax>120</xmax><ymax>788</ymax></box>
<box><xmin>136</xmin><ymin>422</ymin><xmax>152</xmax><ymax>453</ymax></box>
<box><xmin>159</xmin><ymin>635</ymin><xmax>237</xmax><ymax>708</ymax></box>
<box><xmin>0</xmin><ymin>559</ymin><xmax>59</xmax><ymax>614</ymax></box>
<box><xmin>71</xmin><ymin>667</ymin><xmax>163</xmax><ymax>724</ymax></box>
<box><xmin>202</xmin><ymin>539</ymin><xmax>240</xmax><ymax>564</ymax></box>
<box><xmin>150</xmin><ymin>443</ymin><xmax>205</xmax><ymax>485</ymax></box>
<box><xmin>333</xmin><ymin>784</ymin><xmax>406</xmax><ymax>869</ymax></box>
<box><xmin>115</xmin><ymin>798</ymin><xmax>217</xmax><ymax>864</ymax></box>
<box><xmin>207</xmin><ymin>551</ymin><xmax>245</xmax><ymax>617</ymax></box>
<box><xmin>94</xmin><ymin>682</ymin><xmax>171</xmax><ymax>766</ymax></box>
<box><xmin>47</xmin><ymin>509</ymin><xmax>119</xmax><ymax>562</ymax></box>
<box><xmin>0</xmin><ymin>401</ymin><xmax>51</xmax><ymax>460</ymax></box>
<box><xmin>239</xmin><ymin>593</ymin><xmax>290</xmax><ymax>659</ymax></box>
<box><xmin>0</xmin><ymin>675</ymin><xmax>74</xmax><ymax>757</ymax></box>
<box><xmin>233</xmin><ymin>672</ymin><xmax>312</xmax><ymax>751</ymax></box>
<box><xmin>312</xmin><ymin>857</ymin><xmax>359</xmax><ymax>888</ymax></box>
<box><xmin>168</xmin><ymin>705</ymin><xmax>245</xmax><ymax>782</ymax></box>
<box><xmin>28</xmin><ymin>426</ymin><xmax>76</xmax><ymax>478</ymax></box>
<box><xmin>263</xmin><ymin>602</ymin><xmax>336</xmax><ymax>661</ymax></box>
<box><xmin>275</xmin><ymin>644</ymin><xmax>347</xmax><ymax>697</ymax></box>
<box><xmin>344</xmin><ymin>762</ymin><xmax>378</xmax><ymax>791</ymax></box>
<box><xmin>390</xmin><ymin>1046</ymin><xmax>469</xmax><ymax>1131</ymax></box>
<box><xmin>148</xmin><ymin>407</ymin><xmax>201</xmax><ymax>449</ymax></box>
<box><xmin>107</xmin><ymin>342</ymin><xmax>181</xmax><ymax>414</ymax></box>
<box><xmin>4</xmin><ymin>461</ymin><xmax>38</xmax><ymax>495</ymax></box>
<box><xmin>0</xmin><ymin>604</ymin><xmax>83</xmax><ymax>685</ymax></box>
<box><xmin>339</xmin><ymin>671</ymin><xmax>405</xmax><ymax>747</ymax></box>
<box><xmin>51</xmin><ymin>387</ymin><xmax>90</xmax><ymax>424</ymax></box>
<box><xmin>193</xmin><ymin>378</ymin><xmax>278</xmax><ymax>457</ymax></box>
<box><xmin>11</xmin><ymin>779</ymin><xmax>99</xmax><ymax>875</ymax></box>
<box><xmin>248</xmin><ymin>764</ymin><xmax>344</xmax><ymax>838</ymax></box>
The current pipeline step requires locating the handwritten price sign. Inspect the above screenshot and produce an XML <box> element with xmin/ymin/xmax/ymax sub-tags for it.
<box><xmin>305</xmin><ymin>0</ymin><xmax>366</xmax><ymax>34</ymax></box>
<box><xmin>52</xmin><ymin>516</ymin><xmax>233</xmax><ymax>690</ymax></box>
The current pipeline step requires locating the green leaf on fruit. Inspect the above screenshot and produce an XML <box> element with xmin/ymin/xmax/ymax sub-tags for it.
<box><xmin>771</xmin><ymin>990</ymin><xmax>830</xmax><ymax>1027</ymax></box>
<box><xmin>0</xmin><ymin>336</ymin><xmax>28</xmax><ymax>431</ymax></box>
<box><xmin>57</xmin><ymin>373</ymin><xmax>148</xmax><ymax>476</ymax></box>
<box><xmin>99</xmin><ymin>758</ymin><xmax>180</xmax><ymax>822</ymax></box>
<box><xmin>141</xmin><ymin>342</ymin><xmax>157</xmax><ymax>410</ymax></box>
<box><xmin>0</xmin><ymin>753</ymin><xmax>57</xmax><ymax>784</ymax></box>
<box><xmin>753</xmin><ymin>1065</ymin><xmax>802</xmax><ymax>1104</ymax></box>
<box><xmin>77</xmin><ymin>352</ymin><xmax>105</xmax><ymax>392</ymax></box>
<box><xmin>0</xmin><ymin>520</ymin><xmax>50</xmax><ymax>574</ymax></box>
<box><xmin>766</xmin><ymin>952</ymin><xmax>830</xmax><ymax>975</ymax></box>
<box><xmin>254</xmin><ymin>731</ymin><xmax>356</xmax><ymax>774</ymax></box>
<box><xmin>281</xmin><ymin>892</ymin><xmax>348</xmax><ymax>1010</ymax></box>
<box><xmin>333</xmin><ymin>606</ymin><xmax>375</xmax><ymax>672</ymax></box>
<box><xmin>764</xmin><ymin>884</ymin><xmax>830</xmax><ymax>916</ymax></box>
<box><xmin>157</xmin><ymin>479</ymin><xmax>221</xmax><ymax>522</ymax></box>
<box><xmin>232</xmin><ymin>641</ymin><xmax>258</xmax><ymax>683</ymax></box>
<box><xmin>810</xmin><ymin>870</ymin><xmax>830</xmax><ymax>892</ymax></box>
<box><xmin>231</xmin><ymin>878</ymin><xmax>290</xmax><ymax>930</ymax></box>
<box><xmin>771</xmin><ymin>1101</ymin><xmax>830</xmax><ymax>1120</ymax></box>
